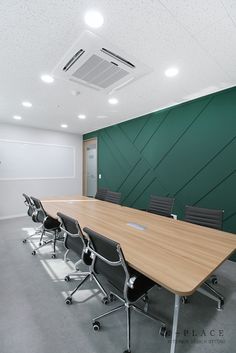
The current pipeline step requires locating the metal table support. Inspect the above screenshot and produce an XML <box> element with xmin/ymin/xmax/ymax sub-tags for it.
<box><xmin>170</xmin><ymin>294</ymin><xmax>180</xmax><ymax>353</ymax></box>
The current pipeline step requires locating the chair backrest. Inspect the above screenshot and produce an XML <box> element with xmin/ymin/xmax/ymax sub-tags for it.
<box><xmin>184</xmin><ymin>205</ymin><xmax>223</xmax><ymax>230</ymax></box>
<box><xmin>104</xmin><ymin>191</ymin><xmax>121</xmax><ymax>205</ymax></box>
<box><xmin>147</xmin><ymin>195</ymin><xmax>175</xmax><ymax>217</ymax></box>
<box><xmin>83</xmin><ymin>227</ymin><xmax>128</xmax><ymax>293</ymax></box>
<box><xmin>30</xmin><ymin>196</ymin><xmax>47</xmax><ymax>222</ymax></box>
<box><xmin>22</xmin><ymin>193</ymin><xmax>34</xmax><ymax>216</ymax></box>
<box><xmin>95</xmin><ymin>188</ymin><xmax>109</xmax><ymax>201</ymax></box>
<box><xmin>57</xmin><ymin>213</ymin><xmax>91</xmax><ymax>265</ymax></box>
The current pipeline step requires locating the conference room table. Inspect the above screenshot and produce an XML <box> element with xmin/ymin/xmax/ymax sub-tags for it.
<box><xmin>42</xmin><ymin>195</ymin><xmax>236</xmax><ymax>353</ymax></box>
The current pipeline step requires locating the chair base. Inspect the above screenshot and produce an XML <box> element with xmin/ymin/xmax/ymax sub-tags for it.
<box><xmin>22</xmin><ymin>224</ymin><xmax>45</xmax><ymax>243</ymax></box>
<box><xmin>65</xmin><ymin>272</ymin><xmax>108</xmax><ymax>305</ymax></box>
<box><xmin>31</xmin><ymin>229</ymin><xmax>63</xmax><ymax>257</ymax></box>
<box><xmin>92</xmin><ymin>293</ymin><xmax>167</xmax><ymax>353</ymax></box>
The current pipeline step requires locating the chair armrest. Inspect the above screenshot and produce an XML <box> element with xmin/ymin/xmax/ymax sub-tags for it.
<box><xmin>127</xmin><ymin>276</ymin><xmax>137</xmax><ymax>289</ymax></box>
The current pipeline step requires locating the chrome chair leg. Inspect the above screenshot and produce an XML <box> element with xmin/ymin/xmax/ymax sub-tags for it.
<box><xmin>64</xmin><ymin>249</ymin><xmax>70</xmax><ymax>262</ymax></box>
<box><xmin>92</xmin><ymin>300</ymin><xmax>167</xmax><ymax>352</ymax></box>
<box><xmin>132</xmin><ymin>304</ymin><xmax>165</xmax><ymax>326</ymax></box>
<box><xmin>65</xmin><ymin>274</ymin><xmax>92</xmax><ymax>304</ymax></box>
<box><xmin>93</xmin><ymin>304</ymin><xmax>124</xmax><ymax>322</ymax></box>
<box><xmin>126</xmin><ymin>304</ymin><xmax>131</xmax><ymax>353</ymax></box>
<box><xmin>197</xmin><ymin>282</ymin><xmax>224</xmax><ymax>310</ymax></box>
<box><xmin>92</xmin><ymin>274</ymin><xmax>109</xmax><ymax>299</ymax></box>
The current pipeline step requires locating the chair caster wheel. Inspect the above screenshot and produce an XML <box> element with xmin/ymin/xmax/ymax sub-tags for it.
<box><xmin>39</xmin><ymin>242</ymin><xmax>42</xmax><ymax>246</ymax></box>
<box><xmin>123</xmin><ymin>350</ymin><xmax>131</xmax><ymax>353</ymax></box>
<box><xmin>211</xmin><ymin>276</ymin><xmax>218</xmax><ymax>285</ymax></box>
<box><xmin>109</xmin><ymin>293</ymin><xmax>117</xmax><ymax>302</ymax></box>
<box><xmin>51</xmin><ymin>254</ymin><xmax>56</xmax><ymax>259</ymax></box>
<box><xmin>102</xmin><ymin>296</ymin><xmax>109</xmax><ymax>305</ymax></box>
<box><xmin>32</xmin><ymin>250</ymin><xmax>36</xmax><ymax>255</ymax></box>
<box><xmin>217</xmin><ymin>299</ymin><xmax>224</xmax><ymax>311</ymax></box>
<box><xmin>64</xmin><ymin>275</ymin><xmax>70</xmax><ymax>282</ymax></box>
<box><xmin>22</xmin><ymin>239</ymin><xmax>26</xmax><ymax>243</ymax></box>
<box><xmin>93</xmin><ymin>321</ymin><xmax>101</xmax><ymax>331</ymax></box>
<box><xmin>159</xmin><ymin>325</ymin><xmax>169</xmax><ymax>338</ymax></box>
<box><xmin>65</xmin><ymin>297</ymin><xmax>72</xmax><ymax>305</ymax></box>
<box><xmin>181</xmin><ymin>296</ymin><xmax>189</xmax><ymax>304</ymax></box>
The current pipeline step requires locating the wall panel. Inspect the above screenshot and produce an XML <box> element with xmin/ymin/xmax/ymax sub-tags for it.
<box><xmin>84</xmin><ymin>87</ymin><xmax>236</xmax><ymax>260</ymax></box>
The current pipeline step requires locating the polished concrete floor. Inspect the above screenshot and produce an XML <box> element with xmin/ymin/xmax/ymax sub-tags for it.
<box><xmin>0</xmin><ymin>216</ymin><xmax>235</xmax><ymax>353</ymax></box>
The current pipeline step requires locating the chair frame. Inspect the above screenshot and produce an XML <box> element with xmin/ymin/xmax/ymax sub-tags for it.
<box><xmin>84</xmin><ymin>228</ymin><xmax>167</xmax><ymax>353</ymax></box>
<box><xmin>30</xmin><ymin>197</ymin><xmax>61</xmax><ymax>258</ymax></box>
<box><xmin>57</xmin><ymin>214</ymin><xmax>108</xmax><ymax>305</ymax></box>
<box><xmin>147</xmin><ymin>195</ymin><xmax>176</xmax><ymax>218</ymax></box>
<box><xmin>104</xmin><ymin>190</ymin><xmax>121</xmax><ymax>205</ymax></box>
<box><xmin>184</xmin><ymin>205</ymin><xmax>224</xmax><ymax>310</ymax></box>
<box><xmin>22</xmin><ymin>194</ymin><xmax>45</xmax><ymax>243</ymax></box>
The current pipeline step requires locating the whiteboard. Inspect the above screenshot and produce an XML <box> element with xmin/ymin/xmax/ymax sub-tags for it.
<box><xmin>0</xmin><ymin>139</ymin><xmax>75</xmax><ymax>180</ymax></box>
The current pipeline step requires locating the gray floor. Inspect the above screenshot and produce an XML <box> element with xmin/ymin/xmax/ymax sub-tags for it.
<box><xmin>0</xmin><ymin>216</ymin><xmax>235</xmax><ymax>353</ymax></box>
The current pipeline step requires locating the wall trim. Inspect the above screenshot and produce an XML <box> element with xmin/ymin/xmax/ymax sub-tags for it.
<box><xmin>0</xmin><ymin>213</ymin><xmax>26</xmax><ymax>220</ymax></box>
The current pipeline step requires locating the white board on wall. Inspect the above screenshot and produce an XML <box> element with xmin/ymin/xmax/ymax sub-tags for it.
<box><xmin>0</xmin><ymin>139</ymin><xmax>75</xmax><ymax>180</ymax></box>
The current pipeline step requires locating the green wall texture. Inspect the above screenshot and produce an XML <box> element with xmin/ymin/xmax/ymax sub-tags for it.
<box><xmin>84</xmin><ymin>87</ymin><xmax>236</xmax><ymax>261</ymax></box>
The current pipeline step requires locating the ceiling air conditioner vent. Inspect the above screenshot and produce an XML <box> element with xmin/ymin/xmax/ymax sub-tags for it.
<box><xmin>53</xmin><ymin>31</ymin><xmax>152</xmax><ymax>92</ymax></box>
<box><xmin>63</xmin><ymin>49</ymin><xmax>85</xmax><ymax>72</ymax></box>
<box><xmin>101</xmin><ymin>48</ymin><xmax>135</xmax><ymax>69</ymax></box>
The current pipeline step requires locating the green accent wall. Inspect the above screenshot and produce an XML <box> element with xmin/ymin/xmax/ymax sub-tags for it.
<box><xmin>84</xmin><ymin>87</ymin><xmax>236</xmax><ymax>261</ymax></box>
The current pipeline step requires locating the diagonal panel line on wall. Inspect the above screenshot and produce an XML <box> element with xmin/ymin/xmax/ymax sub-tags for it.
<box><xmin>105</xmin><ymin>126</ymin><xmax>140</xmax><ymax>166</ymax></box>
<box><xmin>130</xmin><ymin>176</ymin><xmax>158</xmax><ymax>207</ymax></box>
<box><xmin>173</xmin><ymin>136</ymin><xmax>236</xmax><ymax>197</ymax></box>
<box><xmin>122</xmin><ymin>168</ymin><xmax>151</xmax><ymax>203</ymax></box>
<box><xmin>101</xmin><ymin>132</ymin><xmax>126</xmax><ymax>172</ymax></box>
<box><xmin>117</xmin><ymin>158</ymin><xmax>141</xmax><ymax>192</ymax></box>
<box><xmin>140</xmin><ymin>111</ymin><xmax>170</xmax><ymax>153</ymax></box>
<box><xmin>119</xmin><ymin>116</ymin><xmax>148</xmax><ymax>144</ymax></box>
<box><xmin>133</xmin><ymin>114</ymin><xmax>152</xmax><ymax>144</ymax></box>
<box><xmin>154</xmin><ymin>97</ymin><xmax>213</xmax><ymax>171</ymax></box>
<box><xmin>194</xmin><ymin>170</ymin><xmax>236</xmax><ymax>206</ymax></box>
<box><xmin>224</xmin><ymin>211</ymin><xmax>236</xmax><ymax>222</ymax></box>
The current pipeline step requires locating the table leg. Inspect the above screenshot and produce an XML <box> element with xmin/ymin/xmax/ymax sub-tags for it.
<box><xmin>170</xmin><ymin>294</ymin><xmax>180</xmax><ymax>353</ymax></box>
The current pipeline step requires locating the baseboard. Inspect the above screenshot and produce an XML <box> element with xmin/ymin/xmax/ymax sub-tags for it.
<box><xmin>0</xmin><ymin>213</ymin><xmax>26</xmax><ymax>220</ymax></box>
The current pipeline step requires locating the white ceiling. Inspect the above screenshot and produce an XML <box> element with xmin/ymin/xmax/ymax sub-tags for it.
<box><xmin>0</xmin><ymin>0</ymin><xmax>236</xmax><ymax>135</ymax></box>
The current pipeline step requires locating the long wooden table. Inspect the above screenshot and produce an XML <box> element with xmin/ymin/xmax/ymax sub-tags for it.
<box><xmin>42</xmin><ymin>195</ymin><xmax>236</xmax><ymax>353</ymax></box>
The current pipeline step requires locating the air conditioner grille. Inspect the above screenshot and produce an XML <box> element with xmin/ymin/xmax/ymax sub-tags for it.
<box><xmin>72</xmin><ymin>54</ymin><xmax>129</xmax><ymax>89</ymax></box>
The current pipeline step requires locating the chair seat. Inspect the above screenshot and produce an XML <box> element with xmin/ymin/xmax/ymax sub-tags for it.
<box><xmin>44</xmin><ymin>216</ymin><xmax>60</xmax><ymax>230</ymax></box>
<box><xmin>127</xmin><ymin>267</ymin><xmax>155</xmax><ymax>302</ymax></box>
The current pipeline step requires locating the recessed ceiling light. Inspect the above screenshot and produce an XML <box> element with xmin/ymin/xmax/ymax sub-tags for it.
<box><xmin>97</xmin><ymin>115</ymin><xmax>107</xmax><ymax>119</ymax></box>
<box><xmin>84</xmin><ymin>10</ymin><xmax>104</xmax><ymax>28</ymax></box>
<box><xmin>13</xmin><ymin>115</ymin><xmax>22</xmax><ymax>120</ymax></box>
<box><xmin>41</xmin><ymin>74</ymin><xmax>54</xmax><ymax>83</ymax></box>
<box><xmin>108</xmin><ymin>97</ymin><xmax>118</xmax><ymax>105</ymax></box>
<box><xmin>165</xmin><ymin>67</ymin><xmax>179</xmax><ymax>78</ymax></box>
<box><xmin>61</xmin><ymin>124</ymin><xmax>68</xmax><ymax>128</ymax></box>
<box><xmin>78</xmin><ymin>114</ymin><xmax>86</xmax><ymax>119</ymax></box>
<box><xmin>22</xmin><ymin>101</ymin><xmax>32</xmax><ymax>108</ymax></box>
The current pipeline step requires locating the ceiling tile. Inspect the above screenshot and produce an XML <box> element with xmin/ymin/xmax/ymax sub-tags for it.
<box><xmin>160</xmin><ymin>0</ymin><xmax>228</xmax><ymax>35</ymax></box>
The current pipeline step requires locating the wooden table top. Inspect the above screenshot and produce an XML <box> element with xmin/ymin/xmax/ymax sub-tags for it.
<box><xmin>42</xmin><ymin>195</ymin><xmax>236</xmax><ymax>296</ymax></box>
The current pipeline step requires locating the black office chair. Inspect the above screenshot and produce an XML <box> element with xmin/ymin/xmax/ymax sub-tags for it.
<box><xmin>183</xmin><ymin>205</ymin><xmax>224</xmax><ymax>309</ymax></box>
<box><xmin>147</xmin><ymin>195</ymin><xmax>175</xmax><ymax>218</ymax></box>
<box><xmin>22</xmin><ymin>193</ymin><xmax>41</xmax><ymax>243</ymax></box>
<box><xmin>104</xmin><ymin>190</ymin><xmax>121</xmax><ymax>205</ymax></box>
<box><xmin>30</xmin><ymin>197</ymin><xmax>61</xmax><ymax>258</ymax></box>
<box><xmin>57</xmin><ymin>213</ymin><xmax>108</xmax><ymax>305</ymax></box>
<box><xmin>83</xmin><ymin>227</ymin><xmax>167</xmax><ymax>353</ymax></box>
<box><xmin>23</xmin><ymin>193</ymin><xmax>34</xmax><ymax>217</ymax></box>
<box><xmin>95</xmin><ymin>188</ymin><xmax>109</xmax><ymax>201</ymax></box>
<box><xmin>184</xmin><ymin>205</ymin><xmax>223</xmax><ymax>230</ymax></box>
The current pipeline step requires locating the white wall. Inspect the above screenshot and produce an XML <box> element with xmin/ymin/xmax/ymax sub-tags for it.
<box><xmin>0</xmin><ymin>123</ymin><xmax>82</xmax><ymax>219</ymax></box>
